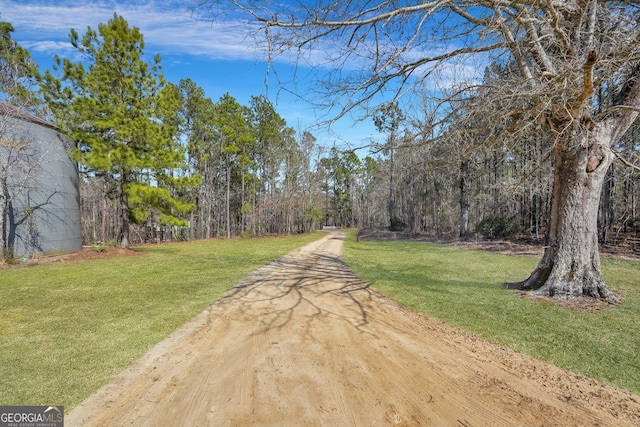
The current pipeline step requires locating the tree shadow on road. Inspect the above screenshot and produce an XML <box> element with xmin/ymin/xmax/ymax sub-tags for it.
<box><xmin>218</xmin><ymin>240</ymin><xmax>374</xmax><ymax>334</ymax></box>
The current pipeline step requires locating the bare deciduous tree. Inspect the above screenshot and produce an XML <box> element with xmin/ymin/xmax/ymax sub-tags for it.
<box><xmin>1</xmin><ymin>22</ymin><xmax>48</xmax><ymax>259</ymax></box>
<box><xmin>207</xmin><ymin>0</ymin><xmax>640</xmax><ymax>301</ymax></box>
<box><xmin>0</xmin><ymin>108</ymin><xmax>34</xmax><ymax>258</ymax></box>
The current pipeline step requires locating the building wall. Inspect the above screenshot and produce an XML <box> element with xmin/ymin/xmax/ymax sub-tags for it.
<box><xmin>2</xmin><ymin>114</ymin><xmax>82</xmax><ymax>257</ymax></box>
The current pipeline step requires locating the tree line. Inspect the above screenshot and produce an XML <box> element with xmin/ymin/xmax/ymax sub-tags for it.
<box><xmin>3</xmin><ymin>3</ymin><xmax>640</xmax><ymax>303</ymax></box>
<box><xmin>2</xmin><ymin>14</ymin><xmax>337</xmax><ymax>250</ymax></box>
<box><xmin>208</xmin><ymin>0</ymin><xmax>640</xmax><ymax>301</ymax></box>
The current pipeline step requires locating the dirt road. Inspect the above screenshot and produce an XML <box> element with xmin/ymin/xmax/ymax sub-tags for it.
<box><xmin>67</xmin><ymin>231</ymin><xmax>640</xmax><ymax>426</ymax></box>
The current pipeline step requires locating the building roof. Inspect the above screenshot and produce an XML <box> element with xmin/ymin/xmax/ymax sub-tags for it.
<box><xmin>0</xmin><ymin>100</ymin><xmax>57</xmax><ymax>129</ymax></box>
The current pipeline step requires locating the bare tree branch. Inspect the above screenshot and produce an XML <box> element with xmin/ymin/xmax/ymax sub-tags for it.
<box><xmin>256</xmin><ymin>1</ymin><xmax>447</xmax><ymax>28</ymax></box>
<box><xmin>613</xmin><ymin>148</ymin><xmax>640</xmax><ymax>173</ymax></box>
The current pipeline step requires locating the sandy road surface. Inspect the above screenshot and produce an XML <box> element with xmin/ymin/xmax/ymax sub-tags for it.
<box><xmin>67</xmin><ymin>231</ymin><xmax>640</xmax><ymax>426</ymax></box>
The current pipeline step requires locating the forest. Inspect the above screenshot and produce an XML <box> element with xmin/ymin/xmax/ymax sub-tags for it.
<box><xmin>1</xmin><ymin>5</ymin><xmax>640</xmax><ymax>262</ymax></box>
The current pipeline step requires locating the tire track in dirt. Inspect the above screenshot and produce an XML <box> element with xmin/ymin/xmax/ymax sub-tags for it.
<box><xmin>67</xmin><ymin>231</ymin><xmax>640</xmax><ymax>426</ymax></box>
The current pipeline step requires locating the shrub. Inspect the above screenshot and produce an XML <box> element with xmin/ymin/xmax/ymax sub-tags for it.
<box><xmin>389</xmin><ymin>216</ymin><xmax>407</xmax><ymax>231</ymax></box>
<box><xmin>475</xmin><ymin>215</ymin><xmax>521</xmax><ymax>239</ymax></box>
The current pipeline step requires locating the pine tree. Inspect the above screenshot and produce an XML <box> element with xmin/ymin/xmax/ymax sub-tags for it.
<box><xmin>212</xmin><ymin>93</ymin><xmax>254</xmax><ymax>238</ymax></box>
<box><xmin>41</xmin><ymin>13</ymin><xmax>197</xmax><ymax>248</ymax></box>
<box><xmin>0</xmin><ymin>21</ymin><xmax>40</xmax><ymax>111</ymax></box>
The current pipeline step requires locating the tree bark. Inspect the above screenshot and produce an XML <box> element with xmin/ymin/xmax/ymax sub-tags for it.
<box><xmin>508</xmin><ymin>125</ymin><xmax>617</xmax><ymax>301</ymax></box>
<box><xmin>459</xmin><ymin>159</ymin><xmax>470</xmax><ymax>238</ymax></box>
<box><xmin>226</xmin><ymin>163</ymin><xmax>231</xmax><ymax>239</ymax></box>
<box><xmin>599</xmin><ymin>164</ymin><xmax>615</xmax><ymax>244</ymax></box>
<box><xmin>0</xmin><ymin>178</ymin><xmax>7</xmax><ymax>258</ymax></box>
<box><xmin>101</xmin><ymin>180</ymin><xmax>108</xmax><ymax>244</ymax></box>
<box><xmin>388</xmin><ymin>146</ymin><xmax>395</xmax><ymax>228</ymax></box>
<box><xmin>120</xmin><ymin>174</ymin><xmax>130</xmax><ymax>249</ymax></box>
<box><xmin>433</xmin><ymin>178</ymin><xmax>442</xmax><ymax>237</ymax></box>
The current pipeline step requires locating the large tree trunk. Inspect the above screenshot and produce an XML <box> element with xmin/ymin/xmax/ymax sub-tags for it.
<box><xmin>509</xmin><ymin>125</ymin><xmax>617</xmax><ymax>301</ymax></box>
<box><xmin>515</xmin><ymin>60</ymin><xmax>640</xmax><ymax>301</ymax></box>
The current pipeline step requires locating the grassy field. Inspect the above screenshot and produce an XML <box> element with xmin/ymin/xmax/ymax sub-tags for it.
<box><xmin>3</xmin><ymin>230</ymin><xmax>639</xmax><ymax>411</ymax></box>
<box><xmin>341</xmin><ymin>230</ymin><xmax>640</xmax><ymax>395</ymax></box>
<box><xmin>0</xmin><ymin>233</ymin><xmax>321</xmax><ymax>410</ymax></box>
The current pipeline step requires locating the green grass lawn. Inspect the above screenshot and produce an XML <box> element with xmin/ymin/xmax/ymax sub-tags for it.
<box><xmin>0</xmin><ymin>232</ymin><xmax>322</xmax><ymax>410</ymax></box>
<box><xmin>3</xmin><ymin>230</ymin><xmax>638</xmax><ymax>411</ymax></box>
<box><xmin>342</xmin><ymin>230</ymin><xmax>640</xmax><ymax>395</ymax></box>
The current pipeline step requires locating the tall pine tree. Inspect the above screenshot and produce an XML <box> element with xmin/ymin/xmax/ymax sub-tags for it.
<box><xmin>212</xmin><ymin>93</ymin><xmax>254</xmax><ymax>238</ymax></box>
<box><xmin>42</xmin><ymin>14</ymin><xmax>197</xmax><ymax>248</ymax></box>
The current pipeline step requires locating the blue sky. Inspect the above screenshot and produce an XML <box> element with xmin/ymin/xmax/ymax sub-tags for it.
<box><xmin>2</xmin><ymin>0</ymin><xmax>381</xmax><ymax>151</ymax></box>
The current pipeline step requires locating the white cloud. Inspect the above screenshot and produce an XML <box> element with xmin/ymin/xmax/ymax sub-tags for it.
<box><xmin>22</xmin><ymin>40</ymin><xmax>76</xmax><ymax>57</ymax></box>
<box><xmin>2</xmin><ymin>0</ymin><xmax>265</xmax><ymax>61</ymax></box>
<box><xmin>3</xmin><ymin>0</ymin><xmax>387</xmax><ymax>70</ymax></box>
<box><xmin>1</xmin><ymin>0</ymin><xmax>380</xmax><ymax>146</ymax></box>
